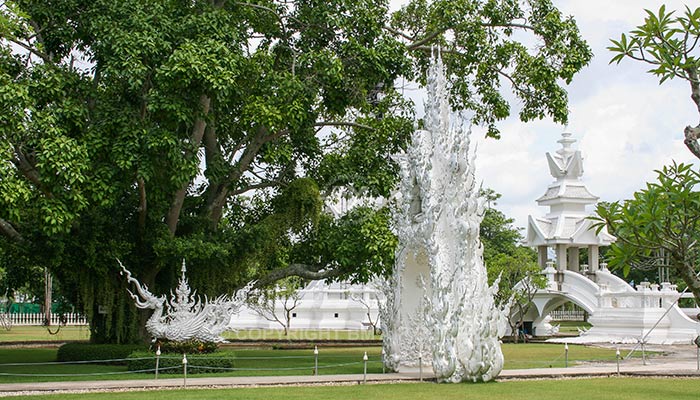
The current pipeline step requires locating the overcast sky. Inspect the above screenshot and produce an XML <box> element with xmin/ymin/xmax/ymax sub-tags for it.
<box><xmin>399</xmin><ymin>0</ymin><xmax>700</xmax><ymax>231</ymax></box>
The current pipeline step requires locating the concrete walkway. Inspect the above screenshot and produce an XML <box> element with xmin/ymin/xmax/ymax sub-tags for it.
<box><xmin>1</xmin><ymin>348</ymin><xmax>699</xmax><ymax>397</ymax></box>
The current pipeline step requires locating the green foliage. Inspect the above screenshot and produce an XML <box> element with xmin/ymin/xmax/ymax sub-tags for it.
<box><xmin>608</xmin><ymin>5</ymin><xmax>700</xmax><ymax>160</ymax></box>
<box><xmin>592</xmin><ymin>162</ymin><xmax>700</xmax><ymax>302</ymax></box>
<box><xmin>608</xmin><ymin>5</ymin><xmax>700</xmax><ymax>84</ymax></box>
<box><xmin>393</xmin><ymin>0</ymin><xmax>592</xmax><ymax>137</ymax></box>
<box><xmin>127</xmin><ymin>350</ymin><xmax>234</xmax><ymax>374</ymax></box>
<box><xmin>57</xmin><ymin>343</ymin><xmax>147</xmax><ymax>364</ymax></box>
<box><xmin>153</xmin><ymin>339</ymin><xmax>218</xmax><ymax>354</ymax></box>
<box><xmin>0</xmin><ymin>0</ymin><xmax>590</xmax><ymax>343</ymax></box>
<box><xmin>480</xmin><ymin>189</ymin><xmax>544</xmax><ymax>339</ymax></box>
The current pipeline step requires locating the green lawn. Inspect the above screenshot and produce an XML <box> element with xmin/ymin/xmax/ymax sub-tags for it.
<box><xmin>555</xmin><ymin>321</ymin><xmax>592</xmax><ymax>335</ymax></box>
<box><xmin>12</xmin><ymin>378</ymin><xmax>700</xmax><ymax>400</ymax></box>
<box><xmin>0</xmin><ymin>343</ymin><xmax>624</xmax><ymax>383</ymax></box>
<box><xmin>0</xmin><ymin>325</ymin><xmax>90</xmax><ymax>342</ymax></box>
<box><xmin>0</xmin><ymin>346</ymin><xmax>384</xmax><ymax>383</ymax></box>
<box><xmin>502</xmin><ymin>343</ymin><xmax>619</xmax><ymax>369</ymax></box>
<box><xmin>222</xmin><ymin>329</ymin><xmax>380</xmax><ymax>341</ymax></box>
<box><xmin>0</xmin><ymin>326</ymin><xmax>381</xmax><ymax>343</ymax></box>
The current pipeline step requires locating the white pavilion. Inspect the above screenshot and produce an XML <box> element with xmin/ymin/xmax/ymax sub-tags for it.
<box><xmin>524</xmin><ymin>133</ymin><xmax>700</xmax><ymax>344</ymax></box>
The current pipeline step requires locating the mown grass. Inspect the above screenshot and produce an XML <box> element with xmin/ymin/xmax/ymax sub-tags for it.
<box><xmin>0</xmin><ymin>343</ymin><xmax>625</xmax><ymax>383</ymax></box>
<box><xmin>0</xmin><ymin>325</ymin><xmax>90</xmax><ymax>342</ymax></box>
<box><xmin>0</xmin><ymin>346</ymin><xmax>383</xmax><ymax>383</ymax></box>
<box><xmin>13</xmin><ymin>378</ymin><xmax>700</xmax><ymax>400</ymax></box>
<box><xmin>0</xmin><ymin>326</ymin><xmax>381</xmax><ymax>343</ymax></box>
<box><xmin>222</xmin><ymin>329</ymin><xmax>380</xmax><ymax>341</ymax></box>
<box><xmin>555</xmin><ymin>321</ymin><xmax>592</xmax><ymax>335</ymax></box>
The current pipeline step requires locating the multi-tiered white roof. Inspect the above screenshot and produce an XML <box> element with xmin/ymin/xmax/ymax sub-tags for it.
<box><xmin>527</xmin><ymin>133</ymin><xmax>615</xmax><ymax>247</ymax></box>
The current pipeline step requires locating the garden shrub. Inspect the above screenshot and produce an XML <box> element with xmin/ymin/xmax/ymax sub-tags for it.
<box><xmin>127</xmin><ymin>350</ymin><xmax>235</xmax><ymax>374</ymax></box>
<box><xmin>152</xmin><ymin>338</ymin><xmax>218</xmax><ymax>354</ymax></box>
<box><xmin>57</xmin><ymin>343</ymin><xmax>148</xmax><ymax>364</ymax></box>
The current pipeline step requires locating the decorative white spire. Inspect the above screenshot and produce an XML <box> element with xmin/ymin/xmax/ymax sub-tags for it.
<box><xmin>382</xmin><ymin>49</ymin><xmax>508</xmax><ymax>383</ymax></box>
<box><xmin>546</xmin><ymin>132</ymin><xmax>584</xmax><ymax>180</ymax></box>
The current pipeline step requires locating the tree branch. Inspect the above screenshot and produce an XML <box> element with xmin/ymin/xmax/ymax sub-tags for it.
<box><xmin>383</xmin><ymin>25</ymin><xmax>414</xmax><ymax>41</ymax></box>
<box><xmin>406</xmin><ymin>22</ymin><xmax>535</xmax><ymax>51</ymax></box>
<box><xmin>12</xmin><ymin>146</ymin><xmax>52</xmax><ymax>198</ymax></box>
<box><xmin>165</xmin><ymin>94</ymin><xmax>211</xmax><ymax>235</ymax></box>
<box><xmin>0</xmin><ymin>218</ymin><xmax>23</xmax><ymax>243</ymax></box>
<box><xmin>255</xmin><ymin>263</ymin><xmax>342</xmax><ymax>288</ymax></box>
<box><xmin>314</xmin><ymin>121</ymin><xmax>375</xmax><ymax>130</ymax></box>
<box><xmin>137</xmin><ymin>176</ymin><xmax>147</xmax><ymax>235</ymax></box>
<box><xmin>407</xmin><ymin>28</ymin><xmax>448</xmax><ymax>50</ymax></box>
<box><xmin>206</xmin><ymin>127</ymin><xmax>287</xmax><ymax>229</ymax></box>
<box><xmin>6</xmin><ymin>37</ymin><xmax>52</xmax><ymax>63</ymax></box>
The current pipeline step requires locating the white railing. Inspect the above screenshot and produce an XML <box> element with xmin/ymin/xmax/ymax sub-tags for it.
<box><xmin>550</xmin><ymin>310</ymin><xmax>586</xmax><ymax>321</ymax></box>
<box><xmin>3</xmin><ymin>312</ymin><xmax>88</xmax><ymax>326</ymax></box>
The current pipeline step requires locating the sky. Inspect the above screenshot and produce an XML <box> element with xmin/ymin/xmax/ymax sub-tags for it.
<box><xmin>399</xmin><ymin>0</ymin><xmax>700</xmax><ymax>232</ymax></box>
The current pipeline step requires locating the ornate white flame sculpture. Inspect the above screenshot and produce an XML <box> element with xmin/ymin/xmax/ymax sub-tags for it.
<box><xmin>119</xmin><ymin>259</ymin><xmax>254</xmax><ymax>343</ymax></box>
<box><xmin>381</xmin><ymin>51</ymin><xmax>509</xmax><ymax>382</ymax></box>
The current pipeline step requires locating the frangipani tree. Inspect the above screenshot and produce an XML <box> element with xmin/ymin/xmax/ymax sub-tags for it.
<box><xmin>609</xmin><ymin>5</ymin><xmax>700</xmax><ymax>159</ymax></box>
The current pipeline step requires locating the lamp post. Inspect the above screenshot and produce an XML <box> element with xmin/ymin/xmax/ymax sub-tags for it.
<box><xmin>694</xmin><ymin>335</ymin><xmax>700</xmax><ymax>371</ymax></box>
<box><xmin>418</xmin><ymin>354</ymin><xmax>423</xmax><ymax>382</ymax></box>
<box><xmin>182</xmin><ymin>353</ymin><xmax>188</xmax><ymax>388</ymax></box>
<box><xmin>314</xmin><ymin>346</ymin><xmax>319</xmax><ymax>376</ymax></box>
<box><xmin>564</xmin><ymin>343</ymin><xmax>569</xmax><ymax>368</ymax></box>
<box><xmin>362</xmin><ymin>352</ymin><xmax>368</xmax><ymax>384</ymax></box>
<box><xmin>381</xmin><ymin>348</ymin><xmax>385</xmax><ymax>374</ymax></box>
<box><xmin>155</xmin><ymin>346</ymin><xmax>161</xmax><ymax>380</ymax></box>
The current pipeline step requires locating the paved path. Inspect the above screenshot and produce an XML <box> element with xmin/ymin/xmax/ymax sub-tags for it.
<box><xmin>1</xmin><ymin>346</ymin><xmax>699</xmax><ymax>397</ymax></box>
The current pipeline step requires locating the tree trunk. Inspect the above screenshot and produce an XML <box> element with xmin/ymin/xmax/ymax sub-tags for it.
<box><xmin>676</xmin><ymin>262</ymin><xmax>700</xmax><ymax>307</ymax></box>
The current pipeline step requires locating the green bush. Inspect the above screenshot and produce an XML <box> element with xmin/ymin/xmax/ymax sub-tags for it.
<box><xmin>127</xmin><ymin>351</ymin><xmax>235</xmax><ymax>374</ymax></box>
<box><xmin>152</xmin><ymin>338</ymin><xmax>218</xmax><ymax>354</ymax></box>
<box><xmin>57</xmin><ymin>343</ymin><xmax>148</xmax><ymax>365</ymax></box>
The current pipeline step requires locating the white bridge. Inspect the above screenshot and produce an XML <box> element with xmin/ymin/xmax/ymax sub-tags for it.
<box><xmin>526</xmin><ymin>265</ymin><xmax>699</xmax><ymax>344</ymax></box>
<box><xmin>523</xmin><ymin>133</ymin><xmax>700</xmax><ymax>344</ymax></box>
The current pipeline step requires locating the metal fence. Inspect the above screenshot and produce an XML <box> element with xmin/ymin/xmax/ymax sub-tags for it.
<box><xmin>549</xmin><ymin>310</ymin><xmax>586</xmax><ymax>321</ymax></box>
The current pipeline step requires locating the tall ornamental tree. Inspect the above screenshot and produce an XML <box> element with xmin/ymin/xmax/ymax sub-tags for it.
<box><xmin>593</xmin><ymin>163</ymin><xmax>700</xmax><ymax>304</ymax></box>
<box><xmin>609</xmin><ymin>5</ymin><xmax>700</xmax><ymax>159</ymax></box>
<box><xmin>0</xmin><ymin>0</ymin><xmax>591</xmax><ymax>343</ymax></box>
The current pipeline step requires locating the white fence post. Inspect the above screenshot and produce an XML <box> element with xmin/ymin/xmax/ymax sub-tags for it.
<box><xmin>9</xmin><ymin>312</ymin><xmax>88</xmax><ymax>326</ymax></box>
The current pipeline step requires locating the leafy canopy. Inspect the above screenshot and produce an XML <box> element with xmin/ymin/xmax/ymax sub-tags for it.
<box><xmin>592</xmin><ymin>163</ymin><xmax>700</xmax><ymax>303</ymax></box>
<box><xmin>0</xmin><ymin>0</ymin><xmax>590</xmax><ymax>342</ymax></box>
<box><xmin>608</xmin><ymin>5</ymin><xmax>700</xmax><ymax>159</ymax></box>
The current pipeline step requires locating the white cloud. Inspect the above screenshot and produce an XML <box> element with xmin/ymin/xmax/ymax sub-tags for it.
<box><xmin>479</xmin><ymin>1</ymin><xmax>700</xmax><ymax>230</ymax></box>
<box><xmin>397</xmin><ymin>0</ymin><xmax>700</xmax><ymax>230</ymax></box>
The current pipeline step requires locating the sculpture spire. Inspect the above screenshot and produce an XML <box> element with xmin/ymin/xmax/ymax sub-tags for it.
<box><xmin>546</xmin><ymin>132</ymin><xmax>584</xmax><ymax>180</ymax></box>
<box><xmin>382</xmin><ymin>49</ymin><xmax>508</xmax><ymax>383</ymax></box>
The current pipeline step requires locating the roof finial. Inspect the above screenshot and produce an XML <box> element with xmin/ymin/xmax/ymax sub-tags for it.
<box><xmin>557</xmin><ymin>132</ymin><xmax>576</xmax><ymax>156</ymax></box>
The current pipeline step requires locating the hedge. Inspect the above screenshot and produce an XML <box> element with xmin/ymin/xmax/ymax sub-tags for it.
<box><xmin>127</xmin><ymin>351</ymin><xmax>235</xmax><ymax>374</ymax></box>
<box><xmin>57</xmin><ymin>343</ymin><xmax>148</xmax><ymax>365</ymax></box>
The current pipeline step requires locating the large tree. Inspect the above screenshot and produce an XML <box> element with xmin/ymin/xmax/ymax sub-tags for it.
<box><xmin>481</xmin><ymin>189</ymin><xmax>543</xmax><ymax>342</ymax></box>
<box><xmin>0</xmin><ymin>0</ymin><xmax>591</xmax><ymax>343</ymax></box>
<box><xmin>593</xmin><ymin>163</ymin><xmax>700</xmax><ymax>304</ymax></box>
<box><xmin>609</xmin><ymin>5</ymin><xmax>700</xmax><ymax>159</ymax></box>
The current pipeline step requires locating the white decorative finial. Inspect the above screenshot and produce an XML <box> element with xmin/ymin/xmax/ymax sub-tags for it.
<box><xmin>557</xmin><ymin>132</ymin><xmax>577</xmax><ymax>156</ymax></box>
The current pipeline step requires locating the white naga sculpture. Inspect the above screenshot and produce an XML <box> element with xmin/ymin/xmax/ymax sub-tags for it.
<box><xmin>119</xmin><ymin>259</ymin><xmax>253</xmax><ymax>343</ymax></box>
<box><xmin>381</xmin><ymin>51</ymin><xmax>509</xmax><ymax>382</ymax></box>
